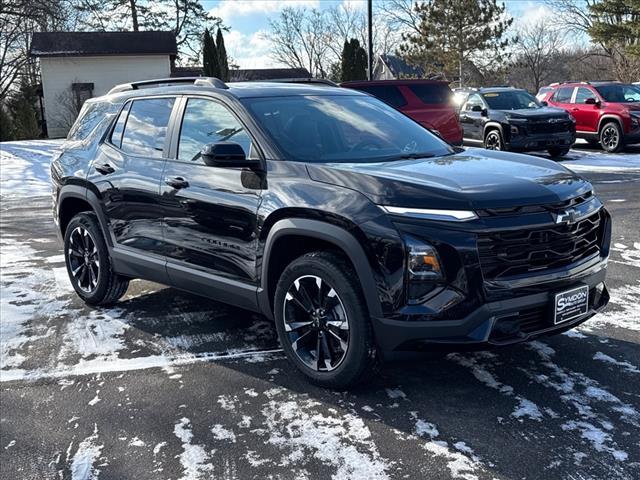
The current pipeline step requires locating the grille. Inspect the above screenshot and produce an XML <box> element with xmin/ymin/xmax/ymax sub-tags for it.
<box><xmin>527</xmin><ymin>121</ymin><xmax>573</xmax><ymax>135</ymax></box>
<box><xmin>477</xmin><ymin>191</ymin><xmax>593</xmax><ymax>218</ymax></box>
<box><xmin>478</xmin><ymin>210</ymin><xmax>603</xmax><ymax>279</ymax></box>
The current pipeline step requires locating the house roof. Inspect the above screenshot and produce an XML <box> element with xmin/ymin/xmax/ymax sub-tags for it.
<box><xmin>30</xmin><ymin>31</ymin><xmax>177</xmax><ymax>57</ymax></box>
<box><xmin>378</xmin><ymin>54</ymin><xmax>424</xmax><ymax>78</ymax></box>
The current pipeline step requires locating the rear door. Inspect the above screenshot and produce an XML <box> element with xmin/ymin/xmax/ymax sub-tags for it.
<box><xmin>459</xmin><ymin>94</ymin><xmax>485</xmax><ymax>141</ymax></box>
<box><xmin>161</xmin><ymin>96</ymin><xmax>264</xmax><ymax>303</ymax></box>
<box><xmin>570</xmin><ymin>86</ymin><xmax>600</xmax><ymax>133</ymax></box>
<box><xmin>90</xmin><ymin>96</ymin><xmax>177</xmax><ymax>282</ymax></box>
<box><xmin>549</xmin><ymin>86</ymin><xmax>575</xmax><ymax>112</ymax></box>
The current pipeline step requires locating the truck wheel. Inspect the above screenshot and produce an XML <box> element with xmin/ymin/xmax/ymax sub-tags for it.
<box><xmin>548</xmin><ymin>146</ymin><xmax>570</xmax><ymax>158</ymax></box>
<box><xmin>64</xmin><ymin>212</ymin><xmax>129</xmax><ymax>306</ymax></box>
<box><xmin>484</xmin><ymin>129</ymin><xmax>504</xmax><ymax>151</ymax></box>
<box><xmin>274</xmin><ymin>251</ymin><xmax>378</xmax><ymax>389</ymax></box>
<box><xmin>600</xmin><ymin>122</ymin><xmax>623</xmax><ymax>153</ymax></box>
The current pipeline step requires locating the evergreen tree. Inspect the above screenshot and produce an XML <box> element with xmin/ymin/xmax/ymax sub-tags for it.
<box><xmin>588</xmin><ymin>0</ymin><xmax>640</xmax><ymax>81</ymax></box>
<box><xmin>341</xmin><ymin>39</ymin><xmax>367</xmax><ymax>81</ymax></box>
<box><xmin>7</xmin><ymin>81</ymin><xmax>40</xmax><ymax>140</ymax></box>
<box><xmin>203</xmin><ymin>29</ymin><xmax>220</xmax><ymax>78</ymax></box>
<box><xmin>398</xmin><ymin>0</ymin><xmax>514</xmax><ymax>86</ymax></box>
<box><xmin>0</xmin><ymin>104</ymin><xmax>14</xmax><ymax>141</ymax></box>
<box><xmin>216</xmin><ymin>28</ymin><xmax>230</xmax><ymax>82</ymax></box>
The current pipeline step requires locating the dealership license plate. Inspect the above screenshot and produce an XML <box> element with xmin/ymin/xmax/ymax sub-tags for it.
<box><xmin>554</xmin><ymin>285</ymin><xmax>589</xmax><ymax>324</ymax></box>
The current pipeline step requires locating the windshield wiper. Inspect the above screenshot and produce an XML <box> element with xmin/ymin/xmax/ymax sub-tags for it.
<box><xmin>396</xmin><ymin>152</ymin><xmax>436</xmax><ymax>160</ymax></box>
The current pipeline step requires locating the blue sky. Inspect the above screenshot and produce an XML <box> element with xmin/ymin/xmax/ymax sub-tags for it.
<box><xmin>203</xmin><ymin>0</ymin><xmax>561</xmax><ymax>68</ymax></box>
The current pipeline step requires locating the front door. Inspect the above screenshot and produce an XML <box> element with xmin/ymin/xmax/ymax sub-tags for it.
<box><xmin>161</xmin><ymin>96</ymin><xmax>263</xmax><ymax>303</ymax></box>
<box><xmin>89</xmin><ymin>96</ymin><xmax>176</xmax><ymax>282</ymax></box>
<box><xmin>570</xmin><ymin>87</ymin><xmax>601</xmax><ymax>133</ymax></box>
<box><xmin>459</xmin><ymin>94</ymin><xmax>485</xmax><ymax>141</ymax></box>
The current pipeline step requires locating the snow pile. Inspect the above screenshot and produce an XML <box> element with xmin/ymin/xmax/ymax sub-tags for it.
<box><xmin>0</xmin><ymin>140</ymin><xmax>63</xmax><ymax>197</ymax></box>
<box><xmin>174</xmin><ymin>417</ymin><xmax>213</xmax><ymax>480</ymax></box>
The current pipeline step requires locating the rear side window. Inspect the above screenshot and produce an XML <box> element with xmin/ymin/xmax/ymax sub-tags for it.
<box><xmin>120</xmin><ymin>97</ymin><xmax>175</xmax><ymax>158</ymax></box>
<box><xmin>553</xmin><ymin>87</ymin><xmax>574</xmax><ymax>103</ymax></box>
<box><xmin>352</xmin><ymin>85</ymin><xmax>407</xmax><ymax>108</ymax></box>
<box><xmin>407</xmin><ymin>83</ymin><xmax>452</xmax><ymax>104</ymax></box>
<box><xmin>67</xmin><ymin>101</ymin><xmax>110</xmax><ymax>141</ymax></box>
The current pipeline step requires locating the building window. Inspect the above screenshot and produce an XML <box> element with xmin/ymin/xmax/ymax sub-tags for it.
<box><xmin>71</xmin><ymin>83</ymin><xmax>94</xmax><ymax>107</ymax></box>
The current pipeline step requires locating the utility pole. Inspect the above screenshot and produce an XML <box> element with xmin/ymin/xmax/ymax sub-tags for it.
<box><xmin>367</xmin><ymin>0</ymin><xmax>373</xmax><ymax>80</ymax></box>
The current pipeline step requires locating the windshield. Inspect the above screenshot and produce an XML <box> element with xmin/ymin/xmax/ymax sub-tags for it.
<box><xmin>241</xmin><ymin>95</ymin><xmax>454</xmax><ymax>163</ymax></box>
<box><xmin>595</xmin><ymin>84</ymin><xmax>640</xmax><ymax>103</ymax></box>
<box><xmin>482</xmin><ymin>91</ymin><xmax>541</xmax><ymax>110</ymax></box>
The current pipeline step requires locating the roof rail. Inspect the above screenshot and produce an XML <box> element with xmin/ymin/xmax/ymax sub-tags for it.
<box><xmin>258</xmin><ymin>77</ymin><xmax>339</xmax><ymax>87</ymax></box>
<box><xmin>561</xmin><ymin>80</ymin><xmax>590</xmax><ymax>85</ymax></box>
<box><xmin>108</xmin><ymin>76</ymin><xmax>228</xmax><ymax>95</ymax></box>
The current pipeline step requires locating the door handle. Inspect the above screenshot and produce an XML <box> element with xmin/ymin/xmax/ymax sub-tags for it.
<box><xmin>165</xmin><ymin>176</ymin><xmax>189</xmax><ymax>189</ymax></box>
<box><xmin>94</xmin><ymin>163</ymin><xmax>115</xmax><ymax>175</ymax></box>
<box><xmin>571</xmin><ymin>108</ymin><xmax>579</xmax><ymax>111</ymax></box>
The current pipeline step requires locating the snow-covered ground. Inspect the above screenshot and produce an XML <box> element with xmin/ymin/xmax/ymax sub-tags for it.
<box><xmin>1</xmin><ymin>139</ymin><xmax>639</xmax><ymax>480</ymax></box>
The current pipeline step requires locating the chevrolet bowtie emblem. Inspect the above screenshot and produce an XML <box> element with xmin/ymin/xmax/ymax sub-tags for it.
<box><xmin>556</xmin><ymin>208</ymin><xmax>578</xmax><ymax>224</ymax></box>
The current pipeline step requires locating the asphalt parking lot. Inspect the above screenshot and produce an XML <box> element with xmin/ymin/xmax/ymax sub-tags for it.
<box><xmin>1</xmin><ymin>141</ymin><xmax>639</xmax><ymax>480</ymax></box>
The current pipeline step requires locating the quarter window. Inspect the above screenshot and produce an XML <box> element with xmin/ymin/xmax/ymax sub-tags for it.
<box><xmin>553</xmin><ymin>87</ymin><xmax>574</xmax><ymax>103</ymax></box>
<box><xmin>110</xmin><ymin>103</ymin><xmax>130</xmax><ymax>149</ymax></box>
<box><xmin>177</xmin><ymin>98</ymin><xmax>253</xmax><ymax>162</ymax></box>
<box><xmin>120</xmin><ymin>97</ymin><xmax>175</xmax><ymax>158</ymax></box>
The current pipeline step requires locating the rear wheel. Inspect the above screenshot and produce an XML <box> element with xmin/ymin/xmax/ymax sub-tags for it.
<box><xmin>484</xmin><ymin>129</ymin><xmax>503</xmax><ymax>151</ymax></box>
<box><xmin>600</xmin><ymin>121</ymin><xmax>623</xmax><ymax>153</ymax></box>
<box><xmin>548</xmin><ymin>146</ymin><xmax>570</xmax><ymax>158</ymax></box>
<box><xmin>64</xmin><ymin>213</ymin><xmax>129</xmax><ymax>306</ymax></box>
<box><xmin>274</xmin><ymin>252</ymin><xmax>378</xmax><ymax>389</ymax></box>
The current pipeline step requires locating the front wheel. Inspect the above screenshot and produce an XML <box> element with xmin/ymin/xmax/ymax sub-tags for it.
<box><xmin>273</xmin><ymin>252</ymin><xmax>378</xmax><ymax>389</ymax></box>
<box><xmin>600</xmin><ymin>122</ymin><xmax>623</xmax><ymax>153</ymax></box>
<box><xmin>64</xmin><ymin>212</ymin><xmax>129</xmax><ymax>306</ymax></box>
<box><xmin>484</xmin><ymin>129</ymin><xmax>504</xmax><ymax>151</ymax></box>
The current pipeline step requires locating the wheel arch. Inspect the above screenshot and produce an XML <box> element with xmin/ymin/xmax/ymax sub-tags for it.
<box><xmin>483</xmin><ymin>122</ymin><xmax>504</xmax><ymax>138</ymax></box>
<box><xmin>598</xmin><ymin>115</ymin><xmax>623</xmax><ymax>134</ymax></box>
<box><xmin>58</xmin><ymin>185</ymin><xmax>112</xmax><ymax>246</ymax></box>
<box><xmin>258</xmin><ymin>218</ymin><xmax>383</xmax><ymax>321</ymax></box>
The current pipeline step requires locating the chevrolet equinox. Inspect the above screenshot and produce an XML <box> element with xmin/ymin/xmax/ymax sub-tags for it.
<box><xmin>52</xmin><ymin>77</ymin><xmax>611</xmax><ymax>388</ymax></box>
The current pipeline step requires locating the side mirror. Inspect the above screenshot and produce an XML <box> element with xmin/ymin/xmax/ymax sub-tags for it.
<box><xmin>541</xmin><ymin>101</ymin><xmax>548</xmax><ymax>106</ymax></box>
<box><xmin>471</xmin><ymin>105</ymin><xmax>483</xmax><ymax>112</ymax></box>
<box><xmin>480</xmin><ymin>108</ymin><xmax>488</xmax><ymax>117</ymax></box>
<box><xmin>201</xmin><ymin>142</ymin><xmax>262</xmax><ymax>170</ymax></box>
<box><xmin>585</xmin><ymin>97</ymin><xmax>599</xmax><ymax>105</ymax></box>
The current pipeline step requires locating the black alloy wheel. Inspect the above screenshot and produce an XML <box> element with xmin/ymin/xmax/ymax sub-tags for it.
<box><xmin>600</xmin><ymin>122</ymin><xmax>623</xmax><ymax>153</ymax></box>
<box><xmin>282</xmin><ymin>274</ymin><xmax>350</xmax><ymax>372</ymax></box>
<box><xmin>67</xmin><ymin>226</ymin><xmax>100</xmax><ymax>293</ymax></box>
<box><xmin>484</xmin><ymin>130</ymin><xmax>503</xmax><ymax>150</ymax></box>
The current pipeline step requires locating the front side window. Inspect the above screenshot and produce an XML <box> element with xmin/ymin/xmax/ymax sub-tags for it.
<box><xmin>120</xmin><ymin>97</ymin><xmax>175</xmax><ymax>158</ymax></box>
<box><xmin>553</xmin><ymin>87</ymin><xmax>574</xmax><ymax>103</ymax></box>
<box><xmin>178</xmin><ymin>98</ymin><xmax>252</xmax><ymax>162</ymax></box>
<box><xmin>408</xmin><ymin>83</ymin><xmax>452</xmax><ymax>105</ymax></box>
<box><xmin>241</xmin><ymin>94</ymin><xmax>453</xmax><ymax>163</ymax></box>
<box><xmin>481</xmin><ymin>91</ymin><xmax>541</xmax><ymax>110</ymax></box>
<box><xmin>574</xmin><ymin>87</ymin><xmax>596</xmax><ymax>104</ymax></box>
<box><xmin>464</xmin><ymin>94</ymin><xmax>484</xmax><ymax>111</ymax></box>
<box><xmin>595</xmin><ymin>84</ymin><xmax>640</xmax><ymax>103</ymax></box>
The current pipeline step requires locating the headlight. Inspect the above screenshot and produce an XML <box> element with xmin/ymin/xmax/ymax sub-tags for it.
<box><xmin>408</xmin><ymin>243</ymin><xmax>442</xmax><ymax>279</ymax></box>
<box><xmin>568</xmin><ymin>114</ymin><xmax>576</xmax><ymax>123</ymax></box>
<box><xmin>631</xmin><ymin>113</ymin><xmax>640</xmax><ymax>128</ymax></box>
<box><xmin>380</xmin><ymin>206</ymin><xmax>477</xmax><ymax>222</ymax></box>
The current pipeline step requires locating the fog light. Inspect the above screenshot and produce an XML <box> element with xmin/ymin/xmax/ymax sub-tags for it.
<box><xmin>510</xmin><ymin>125</ymin><xmax>519</xmax><ymax>135</ymax></box>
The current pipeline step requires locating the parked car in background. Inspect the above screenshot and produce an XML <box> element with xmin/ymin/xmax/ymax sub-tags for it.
<box><xmin>452</xmin><ymin>87</ymin><xmax>477</xmax><ymax>107</ymax></box>
<box><xmin>539</xmin><ymin>81</ymin><xmax>640</xmax><ymax>152</ymax></box>
<box><xmin>459</xmin><ymin>87</ymin><xmax>576</xmax><ymax>157</ymax></box>
<box><xmin>342</xmin><ymin>79</ymin><xmax>463</xmax><ymax>145</ymax></box>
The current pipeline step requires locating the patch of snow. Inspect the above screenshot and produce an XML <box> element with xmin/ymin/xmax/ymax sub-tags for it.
<box><xmin>128</xmin><ymin>437</ymin><xmax>145</xmax><ymax>447</ymax></box>
<box><xmin>561</xmin><ymin>421</ymin><xmax>628</xmax><ymax>461</ymax></box>
<box><xmin>385</xmin><ymin>387</ymin><xmax>407</xmax><ymax>400</ymax></box>
<box><xmin>610</xmin><ymin>242</ymin><xmax>640</xmax><ymax>268</ymax></box>
<box><xmin>512</xmin><ymin>398</ymin><xmax>544</xmax><ymax>422</ymax></box>
<box><xmin>210</xmin><ymin>424</ymin><xmax>236</xmax><ymax>442</ymax></box>
<box><xmin>593</xmin><ymin>352</ymin><xmax>639</xmax><ymax>374</ymax></box>
<box><xmin>0</xmin><ymin>140</ymin><xmax>63</xmax><ymax>198</ymax></box>
<box><xmin>579</xmin><ymin>282</ymin><xmax>640</xmax><ymax>333</ymax></box>
<box><xmin>70</xmin><ymin>424</ymin><xmax>103</xmax><ymax>480</ymax></box>
<box><xmin>152</xmin><ymin>442</ymin><xmax>167</xmax><ymax>456</ymax></box>
<box><xmin>174</xmin><ymin>418</ymin><xmax>213</xmax><ymax>480</ymax></box>
<box><xmin>87</xmin><ymin>392</ymin><xmax>101</xmax><ymax>406</ymax></box>
<box><xmin>4</xmin><ymin>440</ymin><xmax>16</xmax><ymax>449</ymax></box>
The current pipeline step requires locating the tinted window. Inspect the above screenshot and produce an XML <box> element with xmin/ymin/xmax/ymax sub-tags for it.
<box><xmin>178</xmin><ymin>98</ymin><xmax>253</xmax><ymax>162</ymax></box>
<box><xmin>408</xmin><ymin>83</ymin><xmax>452</xmax><ymax>104</ymax></box>
<box><xmin>110</xmin><ymin>103</ymin><xmax>130</xmax><ymax>149</ymax></box>
<box><xmin>67</xmin><ymin>101</ymin><xmax>110</xmax><ymax>141</ymax></box>
<box><xmin>553</xmin><ymin>87</ymin><xmax>574</xmax><ymax>103</ymax></box>
<box><xmin>351</xmin><ymin>85</ymin><xmax>407</xmax><ymax>108</ymax></box>
<box><xmin>120</xmin><ymin>98</ymin><xmax>175</xmax><ymax>158</ymax></box>
<box><xmin>595</xmin><ymin>84</ymin><xmax>640</xmax><ymax>103</ymax></box>
<box><xmin>574</xmin><ymin>87</ymin><xmax>595</xmax><ymax>104</ymax></box>
<box><xmin>241</xmin><ymin>95</ymin><xmax>453</xmax><ymax>163</ymax></box>
<box><xmin>482</xmin><ymin>91</ymin><xmax>541</xmax><ymax>110</ymax></box>
<box><xmin>464</xmin><ymin>94</ymin><xmax>484</xmax><ymax>111</ymax></box>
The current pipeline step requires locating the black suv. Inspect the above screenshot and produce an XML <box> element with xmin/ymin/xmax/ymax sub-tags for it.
<box><xmin>53</xmin><ymin>77</ymin><xmax>611</xmax><ymax>388</ymax></box>
<box><xmin>460</xmin><ymin>87</ymin><xmax>576</xmax><ymax>157</ymax></box>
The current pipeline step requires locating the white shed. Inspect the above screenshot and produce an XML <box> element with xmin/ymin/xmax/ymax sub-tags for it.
<box><xmin>30</xmin><ymin>31</ymin><xmax>177</xmax><ymax>138</ymax></box>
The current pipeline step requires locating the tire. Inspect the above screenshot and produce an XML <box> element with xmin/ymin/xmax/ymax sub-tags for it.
<box><xmin>273</xmin><ymin>251</ymin><xmax>378</xmax><ymax>389</ymax></box>
<box><xmin>599</xmin><ymin>121</ymin><xmax>624</xmax><ymax>153</ymax></box>
<box><xmin>64</xmin><ymin>212</ymin><xmax>129</xmax><ymax>306</ymax></box>
<box><xmin>484</xmin><ymin>129</ymin><xmax>504</xmax><ymax>151</ymax></box>
<box><xmin>547</xmin><ymin>146</ymin><xmax>570</xmax><ymax>158</ymax></box>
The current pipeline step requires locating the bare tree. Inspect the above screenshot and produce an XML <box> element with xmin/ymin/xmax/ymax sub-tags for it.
<box><xmin>513</xmin><ymin>20</ymin><xmax>565</xmax><ymax>92</ymax></box>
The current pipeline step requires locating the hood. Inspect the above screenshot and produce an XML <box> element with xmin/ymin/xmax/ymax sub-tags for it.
<box><xmin>494</xmin><ymin>107</ymin><xmax>569</xmax><ymax>120</ymax></box>
<box><xmin>622</xmin><ymin>103</ymin><xmax>640</xmax><ymax>112</ymax></box>
<box><xmin>306</xmin><ymin>149</ymin><xmax>592</xmax><ymax>210</ymax></box>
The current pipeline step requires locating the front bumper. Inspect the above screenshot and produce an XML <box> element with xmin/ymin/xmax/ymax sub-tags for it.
<box><xmin>372</xmin><ymin>260</ymin><xmax>609</xmax><ymax>351</ymax></box>
<box><xmin>507</xmin><ymin>131</ymin><xmax>575</xmax><ymax>151</ymax></box>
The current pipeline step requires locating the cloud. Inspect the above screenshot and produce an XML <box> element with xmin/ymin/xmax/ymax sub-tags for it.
<box><xmin>224</xmin><ymin>30</ymin><xmax>286</xmax><ymax>69</ymax></box>
<box><xmin>210</xmin><ymin>0</ymin><xmax>320</xmax><ymax>21</ymax></box>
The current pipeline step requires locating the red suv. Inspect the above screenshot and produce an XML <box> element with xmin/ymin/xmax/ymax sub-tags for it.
<box><xmin>342</xmin><ymin>80</ymin><xmax>463</xmax><ymax>145</ymax></box>
<box><xmin>540</xmin><ymin>81</ymin><xmax>640</xmax><ymax>152</ymax></box>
